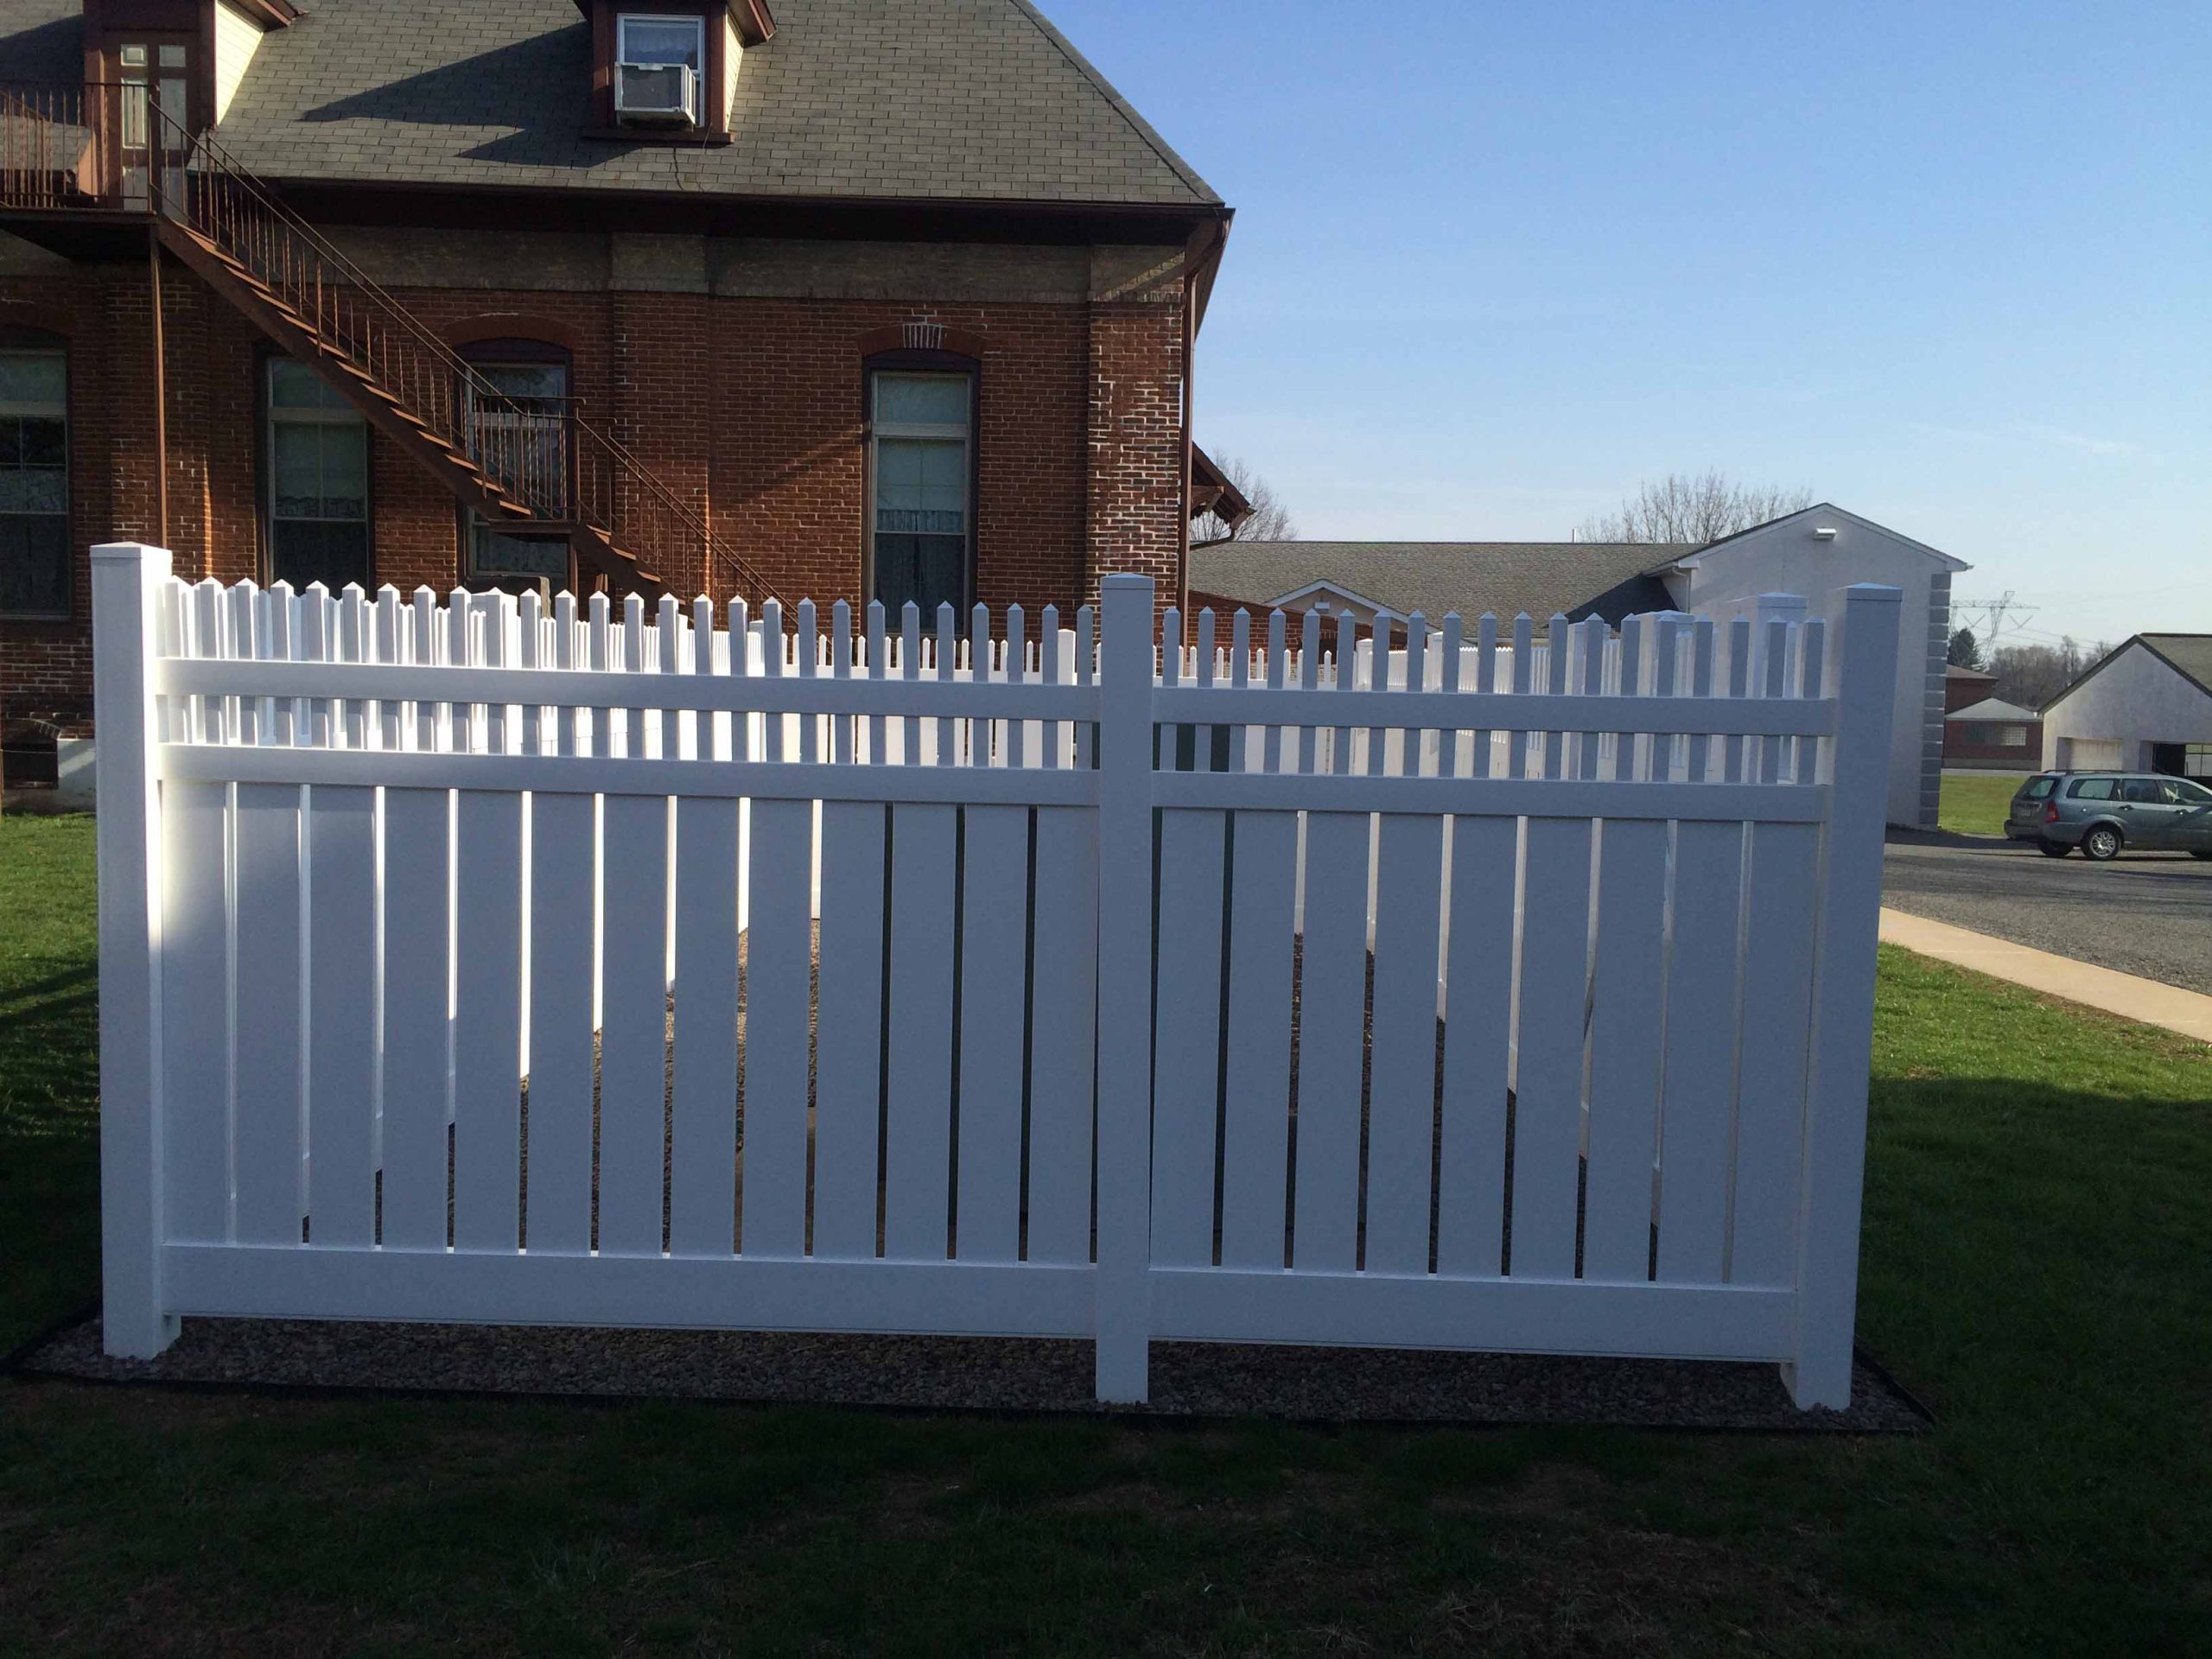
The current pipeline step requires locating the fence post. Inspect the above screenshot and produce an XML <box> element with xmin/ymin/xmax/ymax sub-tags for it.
<box><xmin>1789</xmin><ymin>582</ymin><xmax>1901</xmax><ymax>1408</ymax></box>
<box><xmin>92</xmin><ymin>542</ymin><xmax>178</xmax><ymax>1358</ymax></box>
<box><xmin>1093</xmin><ymin>573</ymin><xmax>1156</xmax><ymax>1402</ymax></box>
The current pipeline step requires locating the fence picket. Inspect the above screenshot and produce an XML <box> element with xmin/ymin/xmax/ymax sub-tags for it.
<box><xmin>304</xmin><ymin>780</ymin><xmax>377</xmax><ymax>1246</ymax></box>
<box><xmin>669</xmin><ymin>795</ymin><xmax>742</xmax><ymax>1255</ymax></box>
<box><xmin>1291</xmin><ymin>810</ymin><xmax>1370</xmax><ymax>1270</ymax></box>
<box><xmin>883</xmin><ymin>803</ymin><xmax>957</xmax><ymax>1259</ymax></box>
<box><xmin>1730</xmin><ymin>820</ymin><xmax>1821</xmax><ymax>1285</ymax></box>
<box><xmin>232</xmin><ymin>767</ymin><xmax>303</xmax><ymax>1246</ymax></box>
<box><xmin>1150</xmin><ymin>806</ymin><xmax>1228</xmax><ymax>1267</ymax></box>
<box><xmin>1654</xmin><ymin>822</ymin><xmax>1745</xmax><ymax>1282</ymax></box>
<box><xmin>161</xmin><ymin>770</ymin><xmax>230</xmax><ymax>1243</ymax></box>
<box><xmin>1582</xmin><ymin>818</ymin><xmax>1669</xmax><ymax>1280</ymax></box>
<box><xmin>813</xmin><ymin>800</ymin><xmax>887</xmax><ymax>1258</ymax></box>
<box><xmin>524</xmin><ymin>791</ymin><xmax>596</xmax><ymax>1253</ymax></box>
<box><xmin>1217</xmin><ymin>810</ymin><xmax>1296</xmax><ymax>1270</ymax></box>
<box><xmin>452</xmin><ymin>783</ymin><xmax>525</xmax><ymax>1251</ymax></box>
<box><xmin>598</xmin><ymin>792</ymin><xmax>671</xmax><ymax>1255</ymax></box>
<box><xmin>1510</xmin><ymin>816</ymin><xmax>1592</xmax><ymax>1278</ymax></box>
<box><xmin>956</xmin><ymin>804</ymin><xmax>1030</xmax><ymax>1261</ymax></box>
<box><xmin>1024</xmin><ymin>807</ymin><xmax>1097</xmax><ymax>1265</ymax></box>
<box><xmin>741</xmin><ymin>797</ymin><xmax>814</xmax><ymax>1258</ymax></box>
<box><xmin>1363</xmin><ymin>811</ymin><xmax>1446</xmax><ymax>1274</ymax></box>
<box><xmin>1435</xmin><ymin>815</ymin><xmax>1516</xmax><ymax>1276</ymax></box>
<box><xmin>378</xmin><ymin>778</ymin><xmax>453</xmax><ymax>1249</ymax></box>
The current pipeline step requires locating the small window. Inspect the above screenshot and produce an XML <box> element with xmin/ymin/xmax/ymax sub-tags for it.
<box><xmin>2186</xmin><ymin>745</ymin><xmax>2212</xmax><ymax>779</ymax></box>
<box><xmin>869</xmin><ymin>370</ymin><xmax>973</xmax><ymax>618</ymax></box>
<box><xmin>1999</xmin><ymin>725</ymin><xmax>2028</xmax><ymax>747</ymax></box>
<box><xmin>2120</xmin><ymin>779</ymin><xmax>2165</xmax><ymax>804</ymax></box>
<box><xmin>2068</xmin><ymin>777</ymin><xmax>2115</xmax><ymax>801</ymax></box>
<box><xmin>2175</xmin><ymin>779</ymin><xmax>2212</xmax><ymax>804</ymax></box>
<box><xmin>266</xmin><ymin>359</ymin><xmax>370</xmax><ymax>592</ymax></box>
<box><xmin>0</xmin><ymin>348</ymin><xmax>71</xmax><ymax>619</ymax></box>
<box><xmin>2021</xmin><ymin>776</ymin><xmax>2057</xmax><ymax>801</ymax></box>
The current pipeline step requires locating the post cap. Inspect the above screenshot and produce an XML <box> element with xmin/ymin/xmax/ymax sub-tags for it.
<box><xmin>90</xmin><ymin>541</ymin><xmax>169</xmax><ymax>564</ymax></box>
<box><xmin>1842</xmin><ymin>583</ymin><xmax>1904</xmax><ymax>604</ymax></box>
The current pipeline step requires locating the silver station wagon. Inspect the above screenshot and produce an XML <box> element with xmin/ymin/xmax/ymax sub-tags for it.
<box><xmin>2007</xmin><ymin>772</ymin><xmax>2212</xmax><ymax>861</ymax></box>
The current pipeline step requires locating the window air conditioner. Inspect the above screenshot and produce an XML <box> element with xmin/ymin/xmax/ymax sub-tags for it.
<box><xmin>615</xmin><ymin>62</ymin><xmax>698</xmax><ymax>127</ymax></box>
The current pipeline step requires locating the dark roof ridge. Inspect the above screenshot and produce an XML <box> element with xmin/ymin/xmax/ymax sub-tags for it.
<box><xmin>1006</xmin><ymin>0</ymin><xmax>1217</xmax><ymax>205</ymax></box>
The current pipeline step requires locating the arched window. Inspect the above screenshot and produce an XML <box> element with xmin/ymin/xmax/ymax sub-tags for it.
<box><xmin>866</xmin><ymin>351</ymin><xmax>976</xmax><ymax>618</ymax></box>
<box><xmin>459</xmin><ymin>338</ymin><xmax>573</xmax><ymax>590</ymax></box>
<box><xmin>0</xmin><ymin>331</ymin><xmax>69</xmax><ymax>618</ymax></box>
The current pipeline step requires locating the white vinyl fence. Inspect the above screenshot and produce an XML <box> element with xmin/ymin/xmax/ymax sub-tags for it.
<box><xmin>92</xmin><ymin>543</ymin><xmax>1899</xmax><ymax>1408</ymax></box>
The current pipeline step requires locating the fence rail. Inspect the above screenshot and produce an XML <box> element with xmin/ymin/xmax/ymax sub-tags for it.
<box><xmin>93</xmin><ymin>545</ymin><xmax>1900</xmax><ymax>1408</ymax></box>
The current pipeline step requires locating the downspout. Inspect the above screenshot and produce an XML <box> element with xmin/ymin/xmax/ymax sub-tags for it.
<box><xmin>1178</xmin><ymin>211</ymin><xmax>1231</xmax><ymax>645</ymax></box>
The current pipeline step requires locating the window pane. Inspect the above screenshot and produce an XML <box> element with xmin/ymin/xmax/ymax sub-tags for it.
<box><xmin>876</xmin><ymin>373</ymin><xmax>969</xmax><ymax>428</ymax></box>
<box><xmin>471</xmin><ymin>524</ymin><xmax>569</xmax><ymax>580</ymax></box>
<box><xmin>271</xmin><ymin>421</ymin><xmax>324</xmax><ymax>518</ymax></box>
<box><xmin>620</xmin><ymin>16</ymin><xmax>702</xmax><ymax>66</ymax></box>
<box><xmin>475</xmin><ymin>363</ymin><xmax>567</xmax><ymax>403</ymax></box>
<box><xmin>18</xmin><ymin>416</ymin><xmax>65</xmax><ymax>468</ymax></box>
<box><xmin>872</xmin><ymin>534</ymin><xmax>964</xmax><ymax>616</ymax></box>
<box><xmin>0</xmin><ymin>513</ymin><xmax>70</xmax><ymax>615</ymax></box>
<box><xmin>270</xmin><ymin>520</ymin><xmax>368</xmax><ymax>594</ymax></box>
<box><xmin>317</xmin><ymin>423</ymin><xmax>367</xmax><ymax>519</ymax></box>
<box><xmin>0</xmin><ymin>467</ymin><xmax>66</xmax><ymax>515</ymax></box>
<box><xmin>2069</xmin><ymin>778</ymin><xmax>2114</xmax><ymax>800</ymax></box>
<box><xmin>875</xmin><ymin>437</ymin><xmax>964</xmax><ymax>533</ymax></box>
<box><xmin>0</xmin><ymin>353</ymin><xmax>66</xmax><ymax>407</ymax></box>
<box><xmin>270</xmin><ymin>359</ymin><xmax>343</xmax><ymax>410</ymax></box>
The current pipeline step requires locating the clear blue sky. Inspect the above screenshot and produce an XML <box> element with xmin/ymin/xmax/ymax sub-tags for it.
<box><xmin>1049</xmin><ymin>0</ymin><xmax>2212</xmax><ymax>647</ymax></box>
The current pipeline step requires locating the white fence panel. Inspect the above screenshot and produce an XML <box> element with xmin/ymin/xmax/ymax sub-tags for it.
<box><xmin>92</xmin><ymin>546</ymin><xmax>1898</xmax><ymax>1410</ymax></box>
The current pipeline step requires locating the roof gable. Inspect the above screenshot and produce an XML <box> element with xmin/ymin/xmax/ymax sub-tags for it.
<box><xmin>184</xmin><ymin>0</ymin><xmax>1218</xmax><ymax>208</ymax></box>
<box><xmin>1946</xmin><ymin>697</ymin><xmax>2038</xmax><ymax>722</ymax></box>
<box><xmin>2044</xmin><ymin>633</ymin><xmax>2212</xmax><ymax>712</ymax></box>
<box><xmin>1672</xmin><ymin>503</ymin><xmax>1970</xmax><ymax>573</ymax></box>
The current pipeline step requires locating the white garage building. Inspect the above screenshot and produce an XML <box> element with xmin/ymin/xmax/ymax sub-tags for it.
<box><xmin>2040</xmin><ymin>635</ymin><xmax>2212</xmax><ymax>782</ymax></box>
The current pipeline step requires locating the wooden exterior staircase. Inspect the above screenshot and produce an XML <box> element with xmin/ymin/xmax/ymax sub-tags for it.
<box><xmin>0</xmin><ymin>80</ymin><xmax>780</xmax><ymax>606</ymax></box>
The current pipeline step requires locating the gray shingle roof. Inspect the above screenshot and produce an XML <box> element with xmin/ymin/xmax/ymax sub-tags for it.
<box><xmin>1188</xmin><ymin>541</ymin><xmax>1699</xmax><ymax>626</ymax></box>
<box><xmin>177</xmin><ymin>0</ymin><xmax>1218</xmax><ymax>206</ymax></box>
<box><xmin>2139</xmin><ymin>635</ymin><xmax>2212</xmax><ymax>698</ymax></box>
<box><xmin>0</xmin><ymin>0</ymin><xmax>83</xmax><ymax>83</ymax></box>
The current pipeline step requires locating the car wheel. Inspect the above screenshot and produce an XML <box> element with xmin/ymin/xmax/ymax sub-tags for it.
<box><xmin>2082</xmin><ymin>824</ymin><xmax>2124</xmax><ymax>861</ymax></box>
<box><xmin>2037</xmin><ymin>840</ymin><xmax>2072</xmax><ymax>858</ymax></box>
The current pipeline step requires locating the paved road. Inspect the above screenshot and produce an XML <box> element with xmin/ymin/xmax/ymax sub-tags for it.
<box><xmin>1882</xmin><ymin>831</ymin><xmax>2212</xmax><ymax>995</ymax></box>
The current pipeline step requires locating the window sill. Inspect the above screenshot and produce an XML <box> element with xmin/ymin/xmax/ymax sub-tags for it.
<box><xmin>582</xmin><ymin>126</ymin><xmax>734</xmax><ymax>147</ymax></box>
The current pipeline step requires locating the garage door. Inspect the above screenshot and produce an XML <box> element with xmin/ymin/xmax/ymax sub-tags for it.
<box><xmin>2058</xmin><ymin>738</ymin><xmax>2123</xmax><ymax>771</ymax></box>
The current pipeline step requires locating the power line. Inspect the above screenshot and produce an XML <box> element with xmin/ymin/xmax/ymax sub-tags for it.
<box><xmin>1953</xmin><ymin>591</ymin><xmax>2041</xmax><ymax>654</ymax></box>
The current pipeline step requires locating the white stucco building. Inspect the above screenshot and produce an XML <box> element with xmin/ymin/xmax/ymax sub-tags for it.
<box><xmin>2039</xmin><ymin>636</ymin><xmax>2212</xmax><ymax>780</ymax></box>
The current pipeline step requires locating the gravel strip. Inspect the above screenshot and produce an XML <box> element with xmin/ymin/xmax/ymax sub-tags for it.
<box><xmin>20</xmin><ymin>1314</ymin><xmax>1925</xmax><ymax>1432</ymax></box>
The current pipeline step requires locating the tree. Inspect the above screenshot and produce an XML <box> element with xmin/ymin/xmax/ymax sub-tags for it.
<box><xmin>1577</xmin><ymin>470</ymin><xmax>1815</xmax><ymax>545</ymax></box>
<box><xmin>1988</xmin><ymin>639</ymin><xmax>2104</xmax><ymax>712</ymax></box>
<box><xmin>1948</xmin><ymin>626</ymin><xmax>1984</xmax><ymax>670</ymax></box>
<box><xmin>1192</xmin><ymin>452</ymin><xmax>1296</xmax><ymax>546</ymax></box>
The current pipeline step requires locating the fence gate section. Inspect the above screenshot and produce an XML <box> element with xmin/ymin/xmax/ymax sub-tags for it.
<box><xmin>92</xmin><ymin>544</ymin><xmax>1898</xmax><ymax>1408</ymax></box>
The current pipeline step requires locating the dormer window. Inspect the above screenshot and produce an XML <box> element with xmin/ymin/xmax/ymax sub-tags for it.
<box><xmin>615</xmin><ymin>14</ymin><xmax>706</xmax><ymax>127</ymax></box>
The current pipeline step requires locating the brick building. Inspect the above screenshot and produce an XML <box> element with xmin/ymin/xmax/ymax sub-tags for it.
<box><xmin>0</xmin><ymin>0</ymin><xmax>1238</xmax><ymax>741</ymax></box>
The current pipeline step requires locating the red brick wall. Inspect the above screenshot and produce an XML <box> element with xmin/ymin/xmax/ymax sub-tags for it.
<box><xmin>2</xmin><ymin>262</ymin><xmax>1189</xmax><ymax>715</ymax></box>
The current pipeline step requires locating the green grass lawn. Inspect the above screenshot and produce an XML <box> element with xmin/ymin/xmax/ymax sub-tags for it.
<box><xmin>1938</xmin><ymin>771</ymin><xmax>2030</xmax><ymax>836</ymax></box>
<box><xmin>4</xmin><ymin>814</ymin><xmax>2210</xmax><ymax>1655</ymax></box>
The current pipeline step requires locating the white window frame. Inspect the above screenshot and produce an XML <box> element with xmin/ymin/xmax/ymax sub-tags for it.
<box><xmin>615</xmin><ymin>14</ymin><xmax>707</xmax><ymax>124</ymax></box>
<box><xmin>618</xmin><ymin>13</ymin><xmax>706</xmax><ymax>67</ymax></box>
<box><xmin>0</xmin><ymin>346</ymin><xmax>71</xmax><ymax>620</ymax></box>
<box><xmin>868</xmin><ymin>368</ymin><xmax>975</xmax><ymax>618</ymax></box>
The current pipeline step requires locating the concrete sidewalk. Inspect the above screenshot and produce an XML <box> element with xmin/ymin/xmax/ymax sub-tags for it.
<box><xmin>1880</xmin><ymin>908</ymin><xmax>2212</xmax><ymax>1044</ymax></box>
